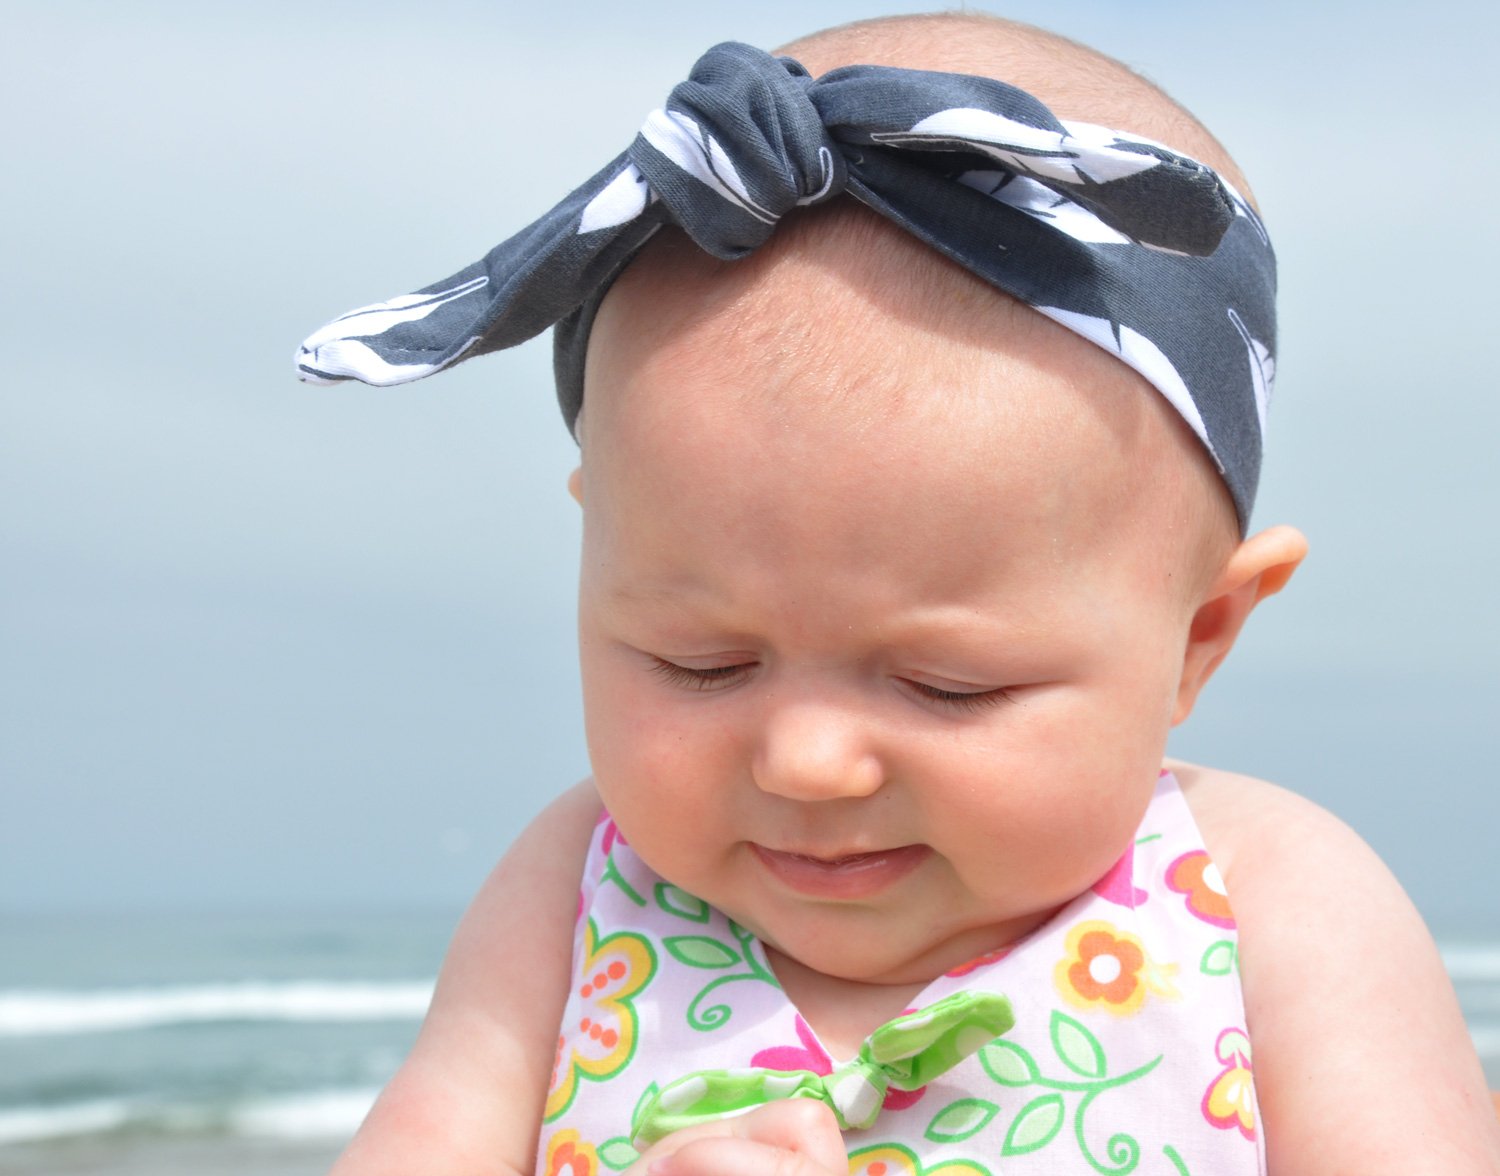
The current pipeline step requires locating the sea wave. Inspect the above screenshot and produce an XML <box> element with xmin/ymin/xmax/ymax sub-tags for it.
<box><xmin>0</xmin><ymin>1100</ymin><xmax>133</xmax><ymax>1146</ymax></box>
<box><xmin>0</xmin><ymin>1087</ymin><xmax>378</xmax><ymax>1147</ymax></box>
<box><xmin>232</xmin><ymin>1087</ymin><xmax>380</xmax><ymax>1140</ymax></box>
<box><xmin>1442</xmin><ymin>946</ymin><xmax>1500</xmax><ymax>983</ymax></box>
<box><xmin>0</xmin><ymin>981</ymin><xmax>433</xmax><ymax>1036</ymax></box>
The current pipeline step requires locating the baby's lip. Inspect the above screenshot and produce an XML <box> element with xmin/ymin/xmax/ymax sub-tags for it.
<box><xmin>750</xmin><ymin>843</ymin><xmax>930</xmax><ymax>900</ymax></box>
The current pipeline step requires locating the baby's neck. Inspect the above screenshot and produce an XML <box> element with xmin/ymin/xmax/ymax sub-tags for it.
<box><xmin>764</xmin><ymin>945</ymin><xmax>929</xmax><ymax>1060</ymax></box>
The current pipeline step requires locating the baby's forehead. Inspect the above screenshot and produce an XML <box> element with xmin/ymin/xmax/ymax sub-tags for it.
<box><xmin>584</xmin><ymin>201</ymin><xmax>1238</xmax><ymax>588</ymax></box>
<box><xmin>591</xmin><ymin>203</ymin><xmax>1053</xmax><ymax>413</ymax></box>
<box><xmin>592</xmin><ymin>202</ymin><xmax>1128</xmax><ymax>432</ymax></box>
<box><xmin>593</xmin><ymin>205</ymin><xmax>1200</xmax><ymax>490</ymax></box>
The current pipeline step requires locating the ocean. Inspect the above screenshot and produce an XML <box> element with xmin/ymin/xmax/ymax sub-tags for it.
<box><xmin>0</xmin><ymin>911</ymin><xmax>452</xmax><ymax>1175</ymax></box>
<box><xmin>2</xmin><ymin>911</ymin><xmax>1497</xmax><ymax>1173</ymax></box>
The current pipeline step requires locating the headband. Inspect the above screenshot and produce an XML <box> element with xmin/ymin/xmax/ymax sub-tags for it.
<box><xmin>296</xmin><ymin>42</ymin><xmax>1275</xmax><ymax>529</ymax></box>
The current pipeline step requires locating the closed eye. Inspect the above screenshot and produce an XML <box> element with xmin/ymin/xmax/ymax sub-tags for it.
<box><xmin>650</xmin><ymin>658</ymin><xmax>755</xmax><ymax>691</ymax></box>
<box><xmin>903</xmin><ymin>680</ymin><xmax>1012</xmax><ymax>712</ymax></box>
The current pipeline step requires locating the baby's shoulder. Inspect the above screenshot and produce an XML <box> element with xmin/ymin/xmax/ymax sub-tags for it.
<box><xmin>1164</xmin><ymin>762</ymin><xmax>1500</xmax><ymax>1169</ymax></box>
<box><xmin>1168</xmin><ymin>758</ymin><xmax>1403</xmax><ymax>934</ymax></box>
<box><xmin>1167</xmin><ymin>758</ymin><xmax>1354</xmax><ymax>887</ymax></box>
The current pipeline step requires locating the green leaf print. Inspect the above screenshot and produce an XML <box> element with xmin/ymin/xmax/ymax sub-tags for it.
<box><xmin>979</xmin><ymin>1038</ymin><xmax>1040</xmax><ymax>1086</ymax></box>
<box><xmin>1200</xmin><ymin>939</ymin><xmax>1237</xmax><ymax>976</ymax></box>
<box><xmin>1050</xmin><ymin>1011</ymin><xmax>1106</xmax><ymax>1079</ymax></box>
<box><xmin>1002</xmin><ymin>1093</ymin><xmax>1065</xmax><ymax>1155</ymax></box>
<box><xmin>655</xmin><ymin>883</ymin><xmax>711</xmax><ymax>923</ymax></box>
<box><xmin>598</xmin><ymin>1137</ymin><xmax>640</xmax><ymax>1170</ymax></box>
<box><xmin>664</xmin><ymin>936</ymin><xmax>740</xmax><ymax>969</ymax></box>
<box><xmin>924</xmin><ymin>1097</ymin><xmax>1000</xmax><ymax>1143</ymax></box>
<box><xmin>630</xmin><ymin>1082</ymin><xmax>660</xmax><ymax>1138</ymax></box>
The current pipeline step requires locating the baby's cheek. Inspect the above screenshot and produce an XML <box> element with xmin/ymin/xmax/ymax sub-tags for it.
<box><xmin>931</xmin><ymin>751</ymin><xmax>1145</xmax><ymax>897</ymax></box>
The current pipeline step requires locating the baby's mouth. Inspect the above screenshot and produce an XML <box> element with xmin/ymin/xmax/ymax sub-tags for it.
<box><xmin>750</xmin><ymin>843</ymin><xmax>930</xmax><ymax>899</ymax></box>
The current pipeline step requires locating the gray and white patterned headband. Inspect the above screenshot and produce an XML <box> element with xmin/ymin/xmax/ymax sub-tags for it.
<box><xmin>297</xmin><ymin>41</ymin><xmax>1275</xmax><ymax>529</ymax></box>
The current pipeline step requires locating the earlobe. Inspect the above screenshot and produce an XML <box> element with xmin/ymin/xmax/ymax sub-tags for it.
<box><xmin>1173</xmin><ymin>525</ymin><xmax>1308</xmax><ymax>725</ymax></box>
<box><xmin>567</xmin><ymin>467</ymin><xmax>584</xmax><ymax>506</ymax></box>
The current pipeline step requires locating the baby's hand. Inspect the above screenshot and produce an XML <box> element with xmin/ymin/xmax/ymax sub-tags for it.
<box><xmin>629</xmin><ymin>1100</ymin><xmax>846</xmax><ymax>1176</ymax></box>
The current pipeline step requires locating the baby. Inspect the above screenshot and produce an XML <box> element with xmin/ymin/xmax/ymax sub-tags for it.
<box><xmin>299</xmin><ymin>12</ymin><xmax>1500</xmax><ymax>1175</ymax></box>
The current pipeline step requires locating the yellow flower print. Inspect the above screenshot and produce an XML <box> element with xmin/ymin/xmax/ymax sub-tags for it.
<box><xmin>1201</xmin><ymin>1028</ymin><xmax>1256</xmax><ymax>1140</ymax></box>
<box><xmin>1053</xmin><ymin>919</ymin><xmax>1178</xmax><ymax>1016</ymax></box>
<box><xmin>848</xmin><ymin>1142</ymin><xmax>991</xmax><ymax>1176</ymax></box>
<box><xmin>545</xmin><ymin>920</ymin><xmax>656</xmax><ymax>1120</ymax></box>
<box><xmin>542</xmin><ymin>1128</ymin><xmax>599</xmax><ymax>1176</ymax></box>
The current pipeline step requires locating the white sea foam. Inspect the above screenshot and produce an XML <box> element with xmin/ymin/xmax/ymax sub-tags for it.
<box><xmin>232</xmin><ymin>1087</ymin><xmax>380</xmax><ymax>1141</ymax></box>
<box><xmin>0</xmin><ymin>1088</ymin><xmax>381</xmax><ymax>1148</ymax></box>
<box><xmin>0</xmin><ymin>1100</ymin><xmax>132</xmax><ymax>1145</ymax></box>
<box><xmin>0</xmin><ymin>980</ymin><xmax>434</xmax><ymax>1036</ymax></box>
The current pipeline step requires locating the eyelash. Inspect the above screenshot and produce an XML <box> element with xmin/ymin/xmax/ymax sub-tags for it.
<box><xmin>648</xmin><ymin>659</ymin><xmax>1011</xmax><ymax>711</ymax></box>
<box><xmin>649</xmin><ymin>659</ymin><xmax>753</xmax><ymax>691</ymax></box>
<box><xmin>905</xmin><ymin>681</ymin><xmax>1012</xmax><ymax>712</ymax></box>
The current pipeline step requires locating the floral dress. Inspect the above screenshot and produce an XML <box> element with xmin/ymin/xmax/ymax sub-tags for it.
<box><xmin>536</xmin><ymin>771</ymin><xmax>1264</xmax><ymax>1176</ymax></box>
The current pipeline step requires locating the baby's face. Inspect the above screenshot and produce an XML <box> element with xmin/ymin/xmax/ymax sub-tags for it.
<box><xmin>573</xmin><ymin>230</ymin><xmax>1222</xmax><ymax>986</ymax></box>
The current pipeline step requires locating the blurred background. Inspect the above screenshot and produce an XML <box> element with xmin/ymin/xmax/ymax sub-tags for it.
<box><xmin>4</xmin><ymin>0</ymin><xmax>1496</xmax><ymax>1171</ymax></box>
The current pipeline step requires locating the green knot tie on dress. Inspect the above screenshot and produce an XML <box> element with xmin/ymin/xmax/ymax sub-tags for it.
<box><xmin>631</xmin><ymin>990</ymin><xmax>1014</xmax><ymax>1147</ymax></box>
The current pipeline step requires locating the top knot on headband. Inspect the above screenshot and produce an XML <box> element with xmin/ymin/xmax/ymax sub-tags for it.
<box><xmin>296</xmin><ymin>41</ymin><xmax>1276</xmax><ymax>530</ymax></box>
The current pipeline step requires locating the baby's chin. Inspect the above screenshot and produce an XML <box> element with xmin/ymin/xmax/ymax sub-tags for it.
<box><xmin>745</xmin><ymin>899</ymin><xmax>1042</xmax><ymax>991</ymax></box>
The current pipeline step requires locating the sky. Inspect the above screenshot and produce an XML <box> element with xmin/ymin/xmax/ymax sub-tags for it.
<box><xmin>3</xmin><ymin>0</ymin><xmax>1497</xmax><ymax>937</ymax></box>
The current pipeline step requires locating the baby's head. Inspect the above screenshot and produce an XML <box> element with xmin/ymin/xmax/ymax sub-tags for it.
<box><xmin>566</xmin><ymin>13</ymin><xmax>1306</xmax><ymax>982</ymax></box>
<box><xmin>571</xmin><ymin>10</ymin><xmax>1287</xmax><ymax>622</ymax></box>
<box><xmin>295</xmin><ymin>9</ymin><xmax>1307</xmax><ymax>981</ymax></box>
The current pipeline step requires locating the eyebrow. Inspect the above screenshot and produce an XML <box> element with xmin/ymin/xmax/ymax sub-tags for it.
<box><xmin>601</xmin><ymin>579</ymin><xmax>1056</xmax><ymax>654</ymax></box>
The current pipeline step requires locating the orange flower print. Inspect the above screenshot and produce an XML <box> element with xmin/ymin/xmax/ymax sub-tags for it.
<box><xmin>847</xmin><ymin>1142</ymin><xmax>991</xmax><ymax>1175</ymax></box>
<box><xmin>542</xmin><ymin>1128</ymin><xmax>599</xmax><ymax>1176</ymax></box>
<box><xmin>1054</xmin><ymin>919</ymin><xmax>1178</xmax><ymax>1016</ymax></box>
<box><xmin>1166</xmin><ymin>850</ymin><xmax>1236</xmax><ymax>929</ymax></box>
<box><xmin>545</xmin><ymin>919</ymin><xmax>656</xmax><ymax>1120</ymax></box>
<box><xmin>1201</xmin><ymin>1028</ymin><xmax>1256</xmax><ymax>1140</ymax></box>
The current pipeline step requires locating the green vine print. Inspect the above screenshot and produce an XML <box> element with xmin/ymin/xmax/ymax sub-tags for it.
<box><xmin>601</xmin><ymin>851</ymin><xmax>646</xmax><ymax>907</ymax></box>
<box><xmin>663</xmin><ymin>919</ymin><xmax>780</xmax><ymax>1031</ymax></box>
<box><xmin>978</xmin><ymin>1008</ymin><xmax>1182</xmax><ymax>1174</ymax></box>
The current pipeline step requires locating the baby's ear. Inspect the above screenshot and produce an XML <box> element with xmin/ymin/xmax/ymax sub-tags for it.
<box><xmin>1173</xmin><ymin>525</ymin><xmax>1308</xmax><ymax>725</ymax></box>
<box><xmin>567</xmin><ymin>467</ymin><xmax>583</xmax><ymax>506</ymax></box>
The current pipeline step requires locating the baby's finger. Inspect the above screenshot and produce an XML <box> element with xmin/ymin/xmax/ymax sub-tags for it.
<box><xmin>723</xmin><ymin>1100</ymin><xmax>845</xmax><ymax>1169</ymax></box>
<box><xmin>626</xmin><ymin>1101</ymin><xmax>845</xmax><ymax>1176</ymax></box>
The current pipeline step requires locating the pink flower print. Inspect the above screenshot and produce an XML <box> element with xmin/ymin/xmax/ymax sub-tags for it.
<box><xmin>881</xmin><ymin>1084</ymin><xmax>926</xmax><ymax>1112</ymax></box>
<box><xmin>1201</xmin><ymin>1028</ymin><xmax>1256</xmax><ymax>1140</ymax></box>
<box><xmin>597</xmin><ymin>814</ymin><xmax>627</xmax><ymax>855</ymax></box>
<box><xmin>752</xmin><ymin>1015</ymin><xmax>831</xmax><ymax>1075</ymax></box>
<box><xmin>751</xmin><ymin>1015</ymin><xmax>925</xmax><ymax>1111</ymax></box>
<box><xmin>1091</xmin><ymin>843</ymin><xmax>1149</xmax><ymax>908</ymax></box>
<box><xmin>1166</xmin><ymin>850</ymin><xmax>1235</xmax><ymax>928</ymax></box>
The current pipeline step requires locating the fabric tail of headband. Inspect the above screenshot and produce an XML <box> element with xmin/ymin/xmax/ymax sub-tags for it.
<box><xmin>296</xmin><ymin>41</ymin><xmax>1275</xmax><ymax>530</ymax></box>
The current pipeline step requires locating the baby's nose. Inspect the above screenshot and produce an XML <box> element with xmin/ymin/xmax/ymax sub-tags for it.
<box><xmin>750</xmin><ymin>700</ymin><xmax>884</xmax><ymax>801</ymax></box>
